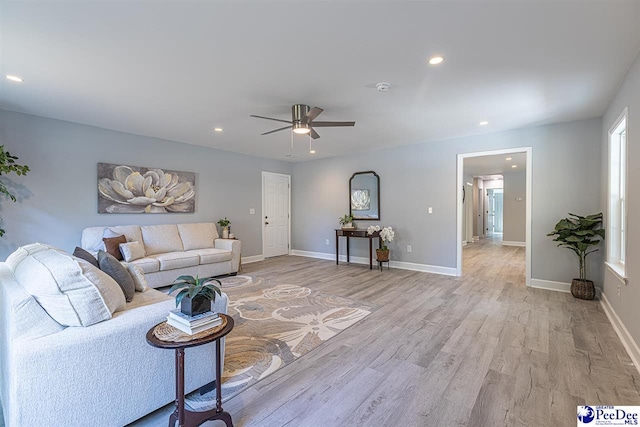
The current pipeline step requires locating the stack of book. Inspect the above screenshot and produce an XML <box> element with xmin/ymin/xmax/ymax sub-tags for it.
<box><xmin>166</xmin><ymin>310</ymin><xmax>222</xmax><ymax>335</ymax></box>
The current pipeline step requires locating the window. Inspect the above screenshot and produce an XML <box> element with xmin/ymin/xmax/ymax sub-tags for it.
<box><xmin>607</xmin><ymin>108</ymin><xmax>628</xmax><ymax>278</ymax></box>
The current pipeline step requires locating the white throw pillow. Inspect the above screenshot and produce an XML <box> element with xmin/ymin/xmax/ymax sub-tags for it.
<box><xmin>121</xmin><ymin>262</ymin><xmax>149</xmax><ymax>292</ymax></box>
<box><xmin>119</xmin><ymin>241</ymin><xmax>146</xmax><ymax>262</ymax></box>
<box><xmin>11</xmin><ymin>246</ymin><xmax>126</xmax><ymax>326</ymax></box>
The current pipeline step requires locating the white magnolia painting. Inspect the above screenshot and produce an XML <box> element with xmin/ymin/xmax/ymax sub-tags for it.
<box><xmin>98</xmin><ymin>163</ymin><xmax>195</xmax><ymax>213</ymax></box>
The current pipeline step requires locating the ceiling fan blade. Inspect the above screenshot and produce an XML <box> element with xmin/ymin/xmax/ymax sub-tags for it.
<box><xmin>310</xmin><ymin>128</ymin><xmax>320</xmax><ymax>139</ymax></box>
<box><xmin>261</xmin><ymin>125</ymin><xmax>292</xmax><ymax>136</ymax></box>
<box><xmin>308</xmin><ymin>121</ymin><xmax>355</xmax><ymax>127</ymax></box>
<box><xmin>301</xmin><ymin>107</ymin><xmax>323</xmax><ymax>124</ymax></box>
<box><xmin>250</xmin><ymin>115</ymin><xmax>292</xmax><ymax>124</ymax></box>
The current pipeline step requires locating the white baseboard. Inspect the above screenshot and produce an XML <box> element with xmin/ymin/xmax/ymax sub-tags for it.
<box><xmin>241</xmin><ymin>255</ymin><xmax>264</xmax><ymax>264</ymax></box>
<box><xmin>290</xmin><ymin>250</ymin><xmax>457</xmax><ymax>276</ymax></box>
<box><xmin>473</xmin><ymin>236</ymin><xmax>479</xmax><ymax>242</ymax></box>
<box><xmin>502</xmin><ymin>241</ymin><xmax>526</xmax><ymax>247</ymax></box>
<box><xmin>601</xmin><ymin>293</ymin><xmax>640</xmax><ymax>374</ymax></box>
<box><xmin>462</xmin><ymin>241</ymin><xmax>468</xmax><ymax>247</ymax></box>
<box><xmin>530</xmin><ymin>278</ymin><xmax>571</xmax><ymax>293</ymax></box>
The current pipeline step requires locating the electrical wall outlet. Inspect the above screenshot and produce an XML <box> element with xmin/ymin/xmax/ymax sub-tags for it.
<box><xmin>325</xmin><ymin>239</ymin><xmax>330</xmax><ymax>245</ymax></box>
<box><xmin>249</xmin><ymin>208</ymin><xmax>255</xmax><ymax>215</ymax></box>
<box><xmin>407</xmin><ymin>245</ymin><xmax>412</xmax><ymax>253</ymax></box>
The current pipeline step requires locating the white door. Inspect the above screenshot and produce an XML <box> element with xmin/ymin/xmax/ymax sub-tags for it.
<box><xmin>486</xmin><ymin>189</ymin><xmax>494</xmax><ymax>237</ymax></box>
<box><xmin>262</xmin><ymin>172</ymin><xmax>290</xmax><ymax>258</ymax></box>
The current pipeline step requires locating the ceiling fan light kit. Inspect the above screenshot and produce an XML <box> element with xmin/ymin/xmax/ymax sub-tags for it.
<box><xmin>250</xmin><ymin>104</ymin><xmax>355</xmax><ymax>140</ymax></box>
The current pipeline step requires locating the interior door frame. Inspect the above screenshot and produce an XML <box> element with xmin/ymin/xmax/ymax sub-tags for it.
<box><xmin>456</xmin><ymin>147</ymin><xmax>532</xmax><ymax>286</ymax></box>
<box><xmin>261</xmin><ymin>171</ymin><xmax>291</xmax><ymax>258</ymax></box>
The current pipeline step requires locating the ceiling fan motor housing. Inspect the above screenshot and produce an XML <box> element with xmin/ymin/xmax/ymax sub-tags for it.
<box><xmin>292</xmin><ymin>104</ymin><xmax>311</xmax><ymax>122</ymax></box>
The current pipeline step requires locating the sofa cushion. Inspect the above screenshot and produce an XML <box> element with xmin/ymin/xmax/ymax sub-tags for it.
<box><xmin>186</xmin><ymin>248</ymin><xmax>232</xmax><ymax>265</ymax></box>
<box><xmin>151</xmin><ymin>252</ymin><xmax>199</xmax><ymax>271</ymax></box>
<box><xmin>103</xmin><ymin>235</ymin><xmax>126</xmax><ymax>260</ymax></box>
<box><xmin>121</xmin><ymin>262</ymin><xmax>149</xmax><ymax>292</ymax></box>
<box><xmin>11</xmin><ymin>246</ymin><xmax>125</xmax><ymax>326</ymax></box>
<box><xmin>73</xmin><ymin>246</ymin><xmax>100</xmax><ymax>268</ymax></box>
<box><xmin>141</xmin><ymin>224</ymin><xmax>184</xmax><ymax>255</ymax></box>
<box><xmin>98</xmin><ymin>251</ymin><xmax>135</xmax><ymax>302</ymax></box>
<box><xmin>177</xmin><ymin>223</ymin><xmax>218</xmax><ymax>251</ymax></box>
<box><xmin>108</xmin><ymin>225</ymin><xmax>144</xmax><ymax>246</ymax></box>
<box><xmin>119</xmin><ymin>241</ymin><xmax>145</xmax><ymax>262</ymax></box>
<box><xmin>124</xmin><ymin>287</ymin><xmax>172</xmax><ymax>311</ymax></box>
<box><xmin>129</xmin><ymin>257</ymin><xmax>160</xmax><ymax>273</ymax></box>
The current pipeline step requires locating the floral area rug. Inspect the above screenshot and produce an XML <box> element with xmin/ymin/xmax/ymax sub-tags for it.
<box><xmin>185</xmin><ymin>275</ymin><xmax>373</xmax><ymax>410</ymax></box>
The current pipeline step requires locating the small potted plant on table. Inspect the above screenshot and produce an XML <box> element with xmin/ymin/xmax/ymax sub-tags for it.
<box><xmin>218</xmin><ymin>217</ymin><xmax>231</xmax><ymax>239</ymax></box>
<box><xmin>339</xmin><ymin>214</ymin><xmax>354</xmax><ymax>230</ymax></box>
<box><xmin>169</xmin><ymin>275</ymin><xmax>222</xmax><ymax>316</ymax></box>
<box><xmin>547</xmin><ymin>212</ymin><xmax>604</xmax><ymax>300</ymax></box>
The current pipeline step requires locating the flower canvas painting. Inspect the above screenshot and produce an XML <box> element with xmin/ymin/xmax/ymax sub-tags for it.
<box><xmin>98</xmin><ymin>163</ymin><xmax>195</xmax><ymax>213</ymax></box>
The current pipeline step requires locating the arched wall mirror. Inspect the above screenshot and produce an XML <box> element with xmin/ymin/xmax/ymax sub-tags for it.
<box><xmin>349</xmin><ymin>171</ymin><xmax>380</xmax><ymax>220</ymax></box>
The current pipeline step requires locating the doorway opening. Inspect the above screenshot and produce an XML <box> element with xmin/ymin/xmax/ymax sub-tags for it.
<box><xmin>486</xmin><ymin>188</ymin><xmax>504</xmax><ymax>238</ymax></box>
<box><xmin>456</xmin><ymin>148</ymin><xmax>532</xmax><ymax>286</ymax></box>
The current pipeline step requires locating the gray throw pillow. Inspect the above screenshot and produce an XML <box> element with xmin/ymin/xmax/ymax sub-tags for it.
<box><xmin>97</xmin><ymin>250</ymin><xmax>135</xmax><ymax>302</ymax></box>
<box><xmin>73</xmin><ymin>247</ymin><xmax>99</xmax><ymax>269</ymax></box>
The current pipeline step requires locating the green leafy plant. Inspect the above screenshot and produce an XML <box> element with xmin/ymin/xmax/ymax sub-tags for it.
<box><xmin>0</xmin><ymin>145</ymin><xmax>30</xmax><ymax>237</ymax></box>
<box><xmin>169</xmin><ymin>275</ymin><xmax>222</xmax><ymax>307</ymax></box>
<box><xmin>547</xmin><ymin>213</ymin><xmax>605</xmax><ymax>281</ymax></box>
<box><xmin>217</xmin><ymin>217</ymin><xmax>231</xmax><ymax>228</ymax></box>
<box><xmin>338</xmin><ymin>214</ymin><xmax>354</xmax><ymax>226</ymax></box>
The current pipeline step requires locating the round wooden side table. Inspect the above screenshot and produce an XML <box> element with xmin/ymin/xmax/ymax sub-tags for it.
<box><xmin>146</xmin><ymin>314</ymin><xmax>234</xmax><ymax>427</ymax></box>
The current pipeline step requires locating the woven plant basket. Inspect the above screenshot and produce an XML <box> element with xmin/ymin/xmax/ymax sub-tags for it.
<box><xmin>571</xmin><ymin>279</ymin><xmax>596</xmax><ymax>300</ymax></box>
<box><xmin>376</xmin><ymin>249</ymin><xmax>389</xmax><ymax>262</ymax></box>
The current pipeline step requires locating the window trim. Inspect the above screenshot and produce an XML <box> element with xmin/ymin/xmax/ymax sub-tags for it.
<box><xmin>607</xmin><ymin>107</ymin><xmax>628</xmax><ymax>275</ymax></box>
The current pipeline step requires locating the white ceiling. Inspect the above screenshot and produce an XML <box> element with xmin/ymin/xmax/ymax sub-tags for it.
<box><xmin>1</xmin><ymin>1</ymin><xmax>639</xmax><ymax>162</ymax></box>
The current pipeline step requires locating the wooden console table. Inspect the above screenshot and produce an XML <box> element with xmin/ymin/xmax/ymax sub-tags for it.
<box><xmin>335</xmin><ymin>229</ymin><xmax>381</xmax><ymax>269</ymax></box>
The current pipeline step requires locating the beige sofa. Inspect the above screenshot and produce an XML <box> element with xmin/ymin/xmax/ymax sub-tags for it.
<box><xmin>81</xmin><ymin>222</ymin><xmax>241</xmax><ymax>288</ymax></box>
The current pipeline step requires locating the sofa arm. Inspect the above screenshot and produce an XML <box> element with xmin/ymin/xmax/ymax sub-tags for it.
<box><xmin>215</xmin><ymin>238</ymin><xmax>242</xmax><ymax>273</ymax></box>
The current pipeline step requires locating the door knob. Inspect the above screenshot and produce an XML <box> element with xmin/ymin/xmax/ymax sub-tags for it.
<box><xmin>265</xmin><ymin>221</ymin><xmax>269</xmax><ymax>225</ymax></box>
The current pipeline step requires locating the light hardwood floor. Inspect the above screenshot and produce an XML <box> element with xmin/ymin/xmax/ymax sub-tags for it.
<box><xmin>134</xmin><ymin>239</ymin><xmax>640</xmax><ymax>426</ymax></box>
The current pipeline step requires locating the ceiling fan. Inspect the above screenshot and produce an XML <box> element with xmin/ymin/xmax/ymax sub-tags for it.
<box><xmin>250</xmin><ymin>104</ymin><xmax>355</xmax><ymax>139</ymax></box>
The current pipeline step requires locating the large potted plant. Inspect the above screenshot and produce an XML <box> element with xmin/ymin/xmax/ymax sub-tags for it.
<box><xmin>547</xmin><ymin>212</ymin><xmax>605</xmax><ymax>300</ymax></box>
<box><xmin>0</xmin><ymin>145</ymin><xmax>30</xmax><ymax>237</ymax></box>
<box><xmin>169</xmin><ymin>275</ymin><xmax>222</xmax><ymax>316</ymax></box>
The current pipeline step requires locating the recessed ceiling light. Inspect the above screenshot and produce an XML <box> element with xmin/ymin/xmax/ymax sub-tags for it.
<box><xmin>6</xmin><ymin>75</ymin><xmax>23</xmax><ymax>83</ymax></box>
<box><xmin>511</xmin><ymin>165</ymin><xmax>517</xmax><ymax>168</ymax></box>
<box><xmin>505</xmin><ymin>157</ymin><xmax>512</xmax><ymax>161</ymax></box>
<box><xmin>478</xmin><ymin>121</ymin><xmax>489</xmax><ymax>126</ymax></box>
<box><xmin>310</xmin><ymin>150</ymin><xmax>316</xmax><ymax>154</ymax></box>
<box><xmin>428</xmin><ymin>56</ymin><xmax>445</xmax><ymax>65</ymax></box>
<box><xmin>214</xmin><ymin>128</ymin><xmax>223</xmax><ymax>132</ymax></box>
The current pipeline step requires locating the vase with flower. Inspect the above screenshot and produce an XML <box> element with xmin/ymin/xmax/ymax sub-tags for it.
<box><xmin>368</xmin><ymin>225</ymin><xmax>394</xmax><ymax>262</ymax></box>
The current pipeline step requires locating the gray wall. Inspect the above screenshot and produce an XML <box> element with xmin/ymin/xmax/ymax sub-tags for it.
<box><xmin>0</xmin><ymin>110</ymin><xmax>292</xmax><ymax>259</ymax></box>
<box><xmin>292</xmin><ymin>118</ymin><xmax>603</xmax><ymax>283</ymax></box>
<box><xmin>502</xmin><ymin>171</ymin><xmax>526</xmax><ymax>242</ymax></box>
<box><xmin>601</xmin><ymin>53</ymin><xmax>640</xmax><ymax>348</ymax></box>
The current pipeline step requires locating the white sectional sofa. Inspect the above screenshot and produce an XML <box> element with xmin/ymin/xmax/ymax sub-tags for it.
<box><xmin>0</xmin><ymin>242</ymin><xmax>229</xmax><ymax>426</ymax></box>
<box><xmin>81</xmin><ymin>222</ymin><xmax>241</xmax><ymax>288</ymax></box>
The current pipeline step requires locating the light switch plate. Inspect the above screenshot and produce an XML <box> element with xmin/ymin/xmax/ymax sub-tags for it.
<box><xmin>249</xmin><ymin>208</ymin><xmax>255</xmax><ymax>215</ymax></box>
<box><xmin>428</xmin><ymin>207</ymin><xmax>433</xmax><ymax>214</ymax></box>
